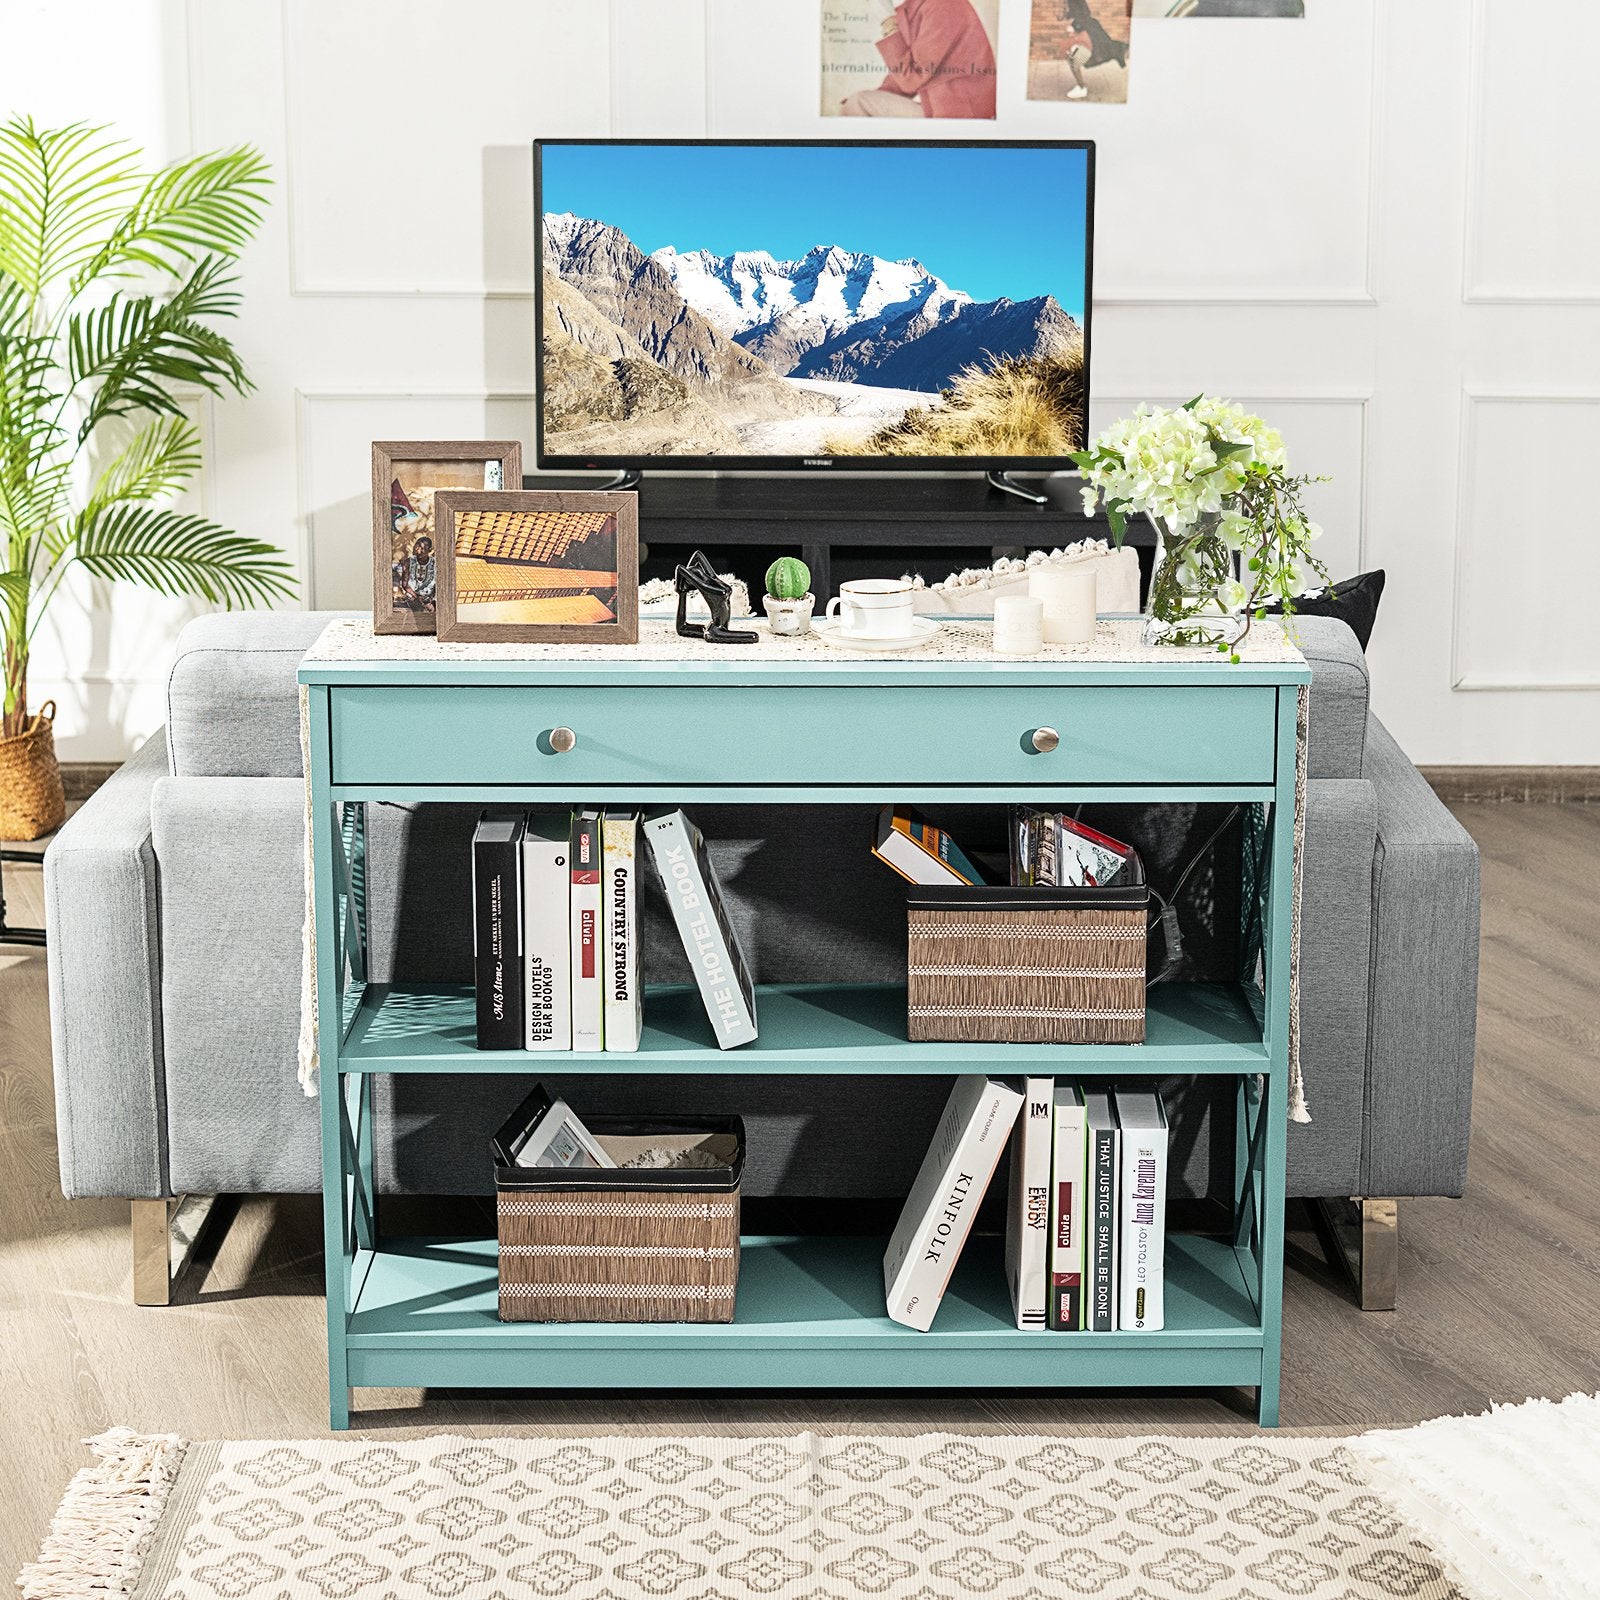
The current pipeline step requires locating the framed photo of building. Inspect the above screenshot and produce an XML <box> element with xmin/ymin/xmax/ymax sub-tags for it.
<box><xmin>372</xmin><ymin>440</ymin><xmax>522</xmax><ymax>635</ymax></box>
<box><xmin>435</xmin><ymin>489</ymin><xmax>639</xmax><ymax>644</ymax></box>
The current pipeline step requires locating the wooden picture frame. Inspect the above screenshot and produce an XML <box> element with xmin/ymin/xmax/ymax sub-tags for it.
<box><xmin>372</xmin><ymin>440</ymin><xmax>522</xmax><ymax>635</ymax></box>
<box><xmin>435</xmin><ymin>489</ymin><xmax>640</xmax><ymax>645</ymax></box>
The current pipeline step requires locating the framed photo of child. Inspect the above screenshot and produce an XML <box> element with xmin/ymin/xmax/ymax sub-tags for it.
<box><xmin>435</xmin><ymin>489</ymin><xmax>639</xmax><ymax>645</ymax></box>
<box><xmin>371</xmin><ymin>441</ymin><xmax>522</xmax><ymax>635</ymax></box>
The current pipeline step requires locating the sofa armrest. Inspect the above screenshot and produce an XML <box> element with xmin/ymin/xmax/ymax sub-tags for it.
<box><xmin>45</xmin><ymin>732</ymin><xmax>169</xmax><ymax>1199</ymax></box>
<box><xmin>1362</xmin><ymin>716</ymin><xmax>1481</xmax><ymax>1198</ymax></box>
<box><xmin>1288</xmin><ymin>775</ymin><xmax>1377</xmax><ymax>1199</ymax></box>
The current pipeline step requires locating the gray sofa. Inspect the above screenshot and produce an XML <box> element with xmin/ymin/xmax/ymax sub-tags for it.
<box><xmin>46</xmin><ymin>610</ymin><xmax>1480</xmax><ymax>1308</ymax></box>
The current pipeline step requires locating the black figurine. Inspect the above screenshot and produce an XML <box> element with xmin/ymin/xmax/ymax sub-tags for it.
<box><xmin>674</xmin><ymin>550</ymin><xmax>758</xmax><ymax>644</ymax></box>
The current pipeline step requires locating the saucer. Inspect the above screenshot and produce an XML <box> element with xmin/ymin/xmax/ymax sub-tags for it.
<box><xmin>813</xmin><ymin>616</ymin><xmax>941</xmax><ymax>653</ymax></box>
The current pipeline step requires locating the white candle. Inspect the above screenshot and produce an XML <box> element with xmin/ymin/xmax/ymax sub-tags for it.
<box><xmin>992</xmin><ymin>594</ymin><xmax>1045</xmax><ymax>655</ymax></box>
<box><xmin>1030</xmin><ymin>566</ymin><xmax>1098</xmax><ymax>644</ymax></box>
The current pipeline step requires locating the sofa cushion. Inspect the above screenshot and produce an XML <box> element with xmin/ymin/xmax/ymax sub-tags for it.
<box><xmin>1292</xmin><ymin>614</ymin><xmax>1369</xmax><ymax>778</ymax></box>
<box><xmin>1268</xmin><ymin>569</ymin><xmax>1385</xmax><ymax>650</ymax></box>
<box><xmin>166</xmin><ymin>611</ymin><xmax>345</xmax><ymax>777</ymax></box>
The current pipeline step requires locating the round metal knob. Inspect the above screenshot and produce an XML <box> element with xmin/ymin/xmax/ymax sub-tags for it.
<box><xmin>548</xmin><ymin>726</ymin><xmax>576</xmax><ymax>754</ymax></box>
<box><xmin>1030</xmin><ymin>726</ymin><xmax>1060</xmax><ymax>754</ymax></box>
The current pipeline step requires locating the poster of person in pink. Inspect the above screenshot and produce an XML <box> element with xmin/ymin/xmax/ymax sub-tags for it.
<box><xmin>822</xmin><ymin>0</ymin><xmax>998</xmax><ymax>120</ymax></box>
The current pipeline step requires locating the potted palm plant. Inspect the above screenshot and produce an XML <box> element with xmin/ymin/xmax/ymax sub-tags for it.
<box><xmin>0</xmin><ymin>117</ymin><xmax>293</xmax><ymax>838</ymax></box>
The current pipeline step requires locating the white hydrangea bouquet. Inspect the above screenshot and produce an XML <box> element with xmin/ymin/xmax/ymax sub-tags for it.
<box><xmin>1072</xmin><ymin>396</ymin><xmax>1330</xmax><ymax>655</ymax></box>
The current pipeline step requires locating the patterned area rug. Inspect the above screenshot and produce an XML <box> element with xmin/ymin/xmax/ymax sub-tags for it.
<box><xmin>22</xmin><ymin>1429</ymin><xmax>1475</xmax><ymax>1600</ymax></box>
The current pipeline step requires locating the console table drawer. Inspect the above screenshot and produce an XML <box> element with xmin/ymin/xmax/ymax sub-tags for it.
<box><xmin>329</xmin><ymin>684</ymin><xmax>1277</xmax><ymax>787</ymax></box>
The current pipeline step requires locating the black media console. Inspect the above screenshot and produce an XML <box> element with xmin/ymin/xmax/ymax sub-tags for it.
<box><xmin>524</xmin><ymin>473</ymin><xmax>1155</xmax><ymax>603</ymax></box>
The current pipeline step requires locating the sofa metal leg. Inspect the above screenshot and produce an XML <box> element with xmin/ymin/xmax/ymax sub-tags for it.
<box><xmin>1358</xmin><ymin>1197</ymin><xmax>1399</xmax><ymax>1312</ymax></box>
<box><xmin>1310</xmin><ymin>1196</ymin><xmax>1400</xmax><ymax>1311</ymax></box>
<box><xmin>131</xmin><ymin>1195</ymin><xmax>218</xmax><ymax>1305</ymax></box>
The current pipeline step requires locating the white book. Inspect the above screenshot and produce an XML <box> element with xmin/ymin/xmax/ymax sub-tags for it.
<box><xmin>1048</xmin><ymin>1085</ymin><xmax>1088</xmax><ymax>1332</ymax></box>
<box><xmin>884</xmin><ymin>1075</ymin><xmax>1024</xmax><ymax>1332</ymax></box>
<box><xmin>522</xmin><ymin>811</ymin><xmax>571</xmax><ymax>1051</ymax></box>
<box><xmin>514</xmin><ymin>1096</ymin><xmax>616</xmax><ymax>1170</ymax></box>
<box><xmin>1115</xmin><ymin>1088</ymin><xmax>1169</xmax><ymax>1331</ymax></box>
<box><xmin>569</xmin><ymin>809</ymin><xmax>604</xmax><ymax>1052</ymax></box>
<box><xmin>644</xmin><ymin>809</ymin><xmax>758</xmax><ymax>1048</ymax></box>
<box><xmin>1005</xmin><ymin>1077</ymin><xmax>1054</xmax><ymax>1331</ymax></box>
<box><xmin>602</xmin><ymin>811</ymin><xmax>643</xmax><ymax>1052</ymax></box>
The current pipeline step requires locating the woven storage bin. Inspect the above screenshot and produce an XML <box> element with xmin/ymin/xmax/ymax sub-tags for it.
<box><xmin>492</xmin><ymin>1091</ymin><xmax>744</xmax><ymax>1324</ymax></box>
<box><xmin>906</xmin><ymin>860</ymin><xmax>1149</xmax><ymax>1044</ymax></box>
<box><xmin>0</xmin><ymin>700</ymin><xmax>66</xmax><ymax>842</ymax></box>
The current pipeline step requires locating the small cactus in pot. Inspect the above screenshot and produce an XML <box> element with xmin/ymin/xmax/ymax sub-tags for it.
<box><xmin>762</xmin><ymin>557</ymin><xmax>815</xmax><ymax>636</ymax></box>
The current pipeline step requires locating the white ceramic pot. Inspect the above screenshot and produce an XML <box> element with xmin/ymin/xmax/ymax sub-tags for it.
<box><xmin>763</xmin><ymin>593</ymin><xmax>815</xmax><ymax>636</ymax></box>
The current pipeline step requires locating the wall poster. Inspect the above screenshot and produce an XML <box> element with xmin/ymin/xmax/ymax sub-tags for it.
<box><xmin>822</xmin><ymin>0</ymin><xmax>999</xmax><ymax>120</ymax></box>
<box><xmin>1133</xmin><ymin>1</ymin><xmax>1304</xmax><ymax>14</ymax></box>
<box><xmin>1027</xmin><ymin>2</ymin><xmax>1133</xmax><ymax>104</ymax></box>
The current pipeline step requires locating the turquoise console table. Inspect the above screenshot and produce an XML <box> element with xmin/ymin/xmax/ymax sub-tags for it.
<box><xmin>300</xmin><ymin>619</ymin><xmax>1309</xmax><ymax>1429</ymax></box>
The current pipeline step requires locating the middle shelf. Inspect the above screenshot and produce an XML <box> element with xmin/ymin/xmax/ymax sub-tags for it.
<box><xmin>339</xmin><ymin>980</ymin><xmax>1270</xmax><ymax>1076</ymax></box>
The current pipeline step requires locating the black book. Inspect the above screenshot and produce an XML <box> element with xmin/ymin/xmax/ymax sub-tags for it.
<box><xmin>472</xmin><ymin>810</ymin><xmax>525</xmax><ymax>1049</ymax></box>
<box><xmin>1084</xmin><ymin>1089</ymin><xmax>1120</xmax><ymax>1332</ymax></box>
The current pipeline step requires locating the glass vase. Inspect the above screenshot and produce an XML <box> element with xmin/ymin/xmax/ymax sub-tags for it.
<box><xmin>1142</xmin><ymin>515</ymin><xmax>1247</xmax><ymax>650</ymax></box>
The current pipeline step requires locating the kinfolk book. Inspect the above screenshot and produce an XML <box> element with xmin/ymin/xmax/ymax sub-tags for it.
<box><xmin>1005</xmin><ymin>1077</ymin><xmax>1055</xmax><ymax>1331</ymax></box>
<box><xmin>1083</xmin><ymin>1089</ymin><xmax>1120</xmax><ymax>1332</ymax></box>
<box><xmin>884</xmin><ymin>1075</ymin><xmax>1024</xmax><ymax>1332</ymax></box>
<box><xmin>602</xmin><ymin>811</ymin><xmax>642</xmax><ymax>1052</ymax></box>
<box><xmin>570</xmin><ymin>809</ymin><xmax>604</xmax><ymax>1052</ymax></box>
<box><xmin>644</xmin><ymin>809</ymin><xmax>757</xmax><ymax>1048</ymax></box>
<box><xmin>1115</xmin><ymin>1088</ymin><xmax>1169</xmax><ymax>1331</ymax></box>
<box><xmin>472</xmin><ymin>811</ymin><xmax>525</xmax><ymax>1050</ymax></box>
<box><xmin>522</xmin><ymin>810</ymin><xmax>571</xmax><ymax>1051</ymax></box>
<box><xmin>1048</xmin><ymin>1085</ymin><xmax>1088</xmax><ymax>1331</ymax></box>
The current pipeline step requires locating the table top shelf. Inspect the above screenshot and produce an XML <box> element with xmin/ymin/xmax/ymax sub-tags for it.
<box><xmin>339</xmin><ymin>980</ymin><xmax>1270</xmax><ymax>1076</ymax></box>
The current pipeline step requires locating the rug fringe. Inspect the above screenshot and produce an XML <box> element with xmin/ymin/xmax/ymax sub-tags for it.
<box><xmin>18</xmin><ymin>1429</ymin><xmax>186</xmax><ymax>1600</ymax></box>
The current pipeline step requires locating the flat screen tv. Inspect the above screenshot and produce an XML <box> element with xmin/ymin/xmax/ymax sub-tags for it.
<box><xmin>534</xmin><ymin>138</ymin><xmax>1094</xmax><ymax>473</ymax></box>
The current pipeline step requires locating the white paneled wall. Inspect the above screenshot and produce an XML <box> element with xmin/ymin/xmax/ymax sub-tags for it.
<box><xmin>6</xmin><ymin>0</ymin><xmax>1598</xmax><ymax>761</ymax></box>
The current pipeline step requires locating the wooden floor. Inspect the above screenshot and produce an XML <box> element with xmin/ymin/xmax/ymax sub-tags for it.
<box><xmin>3</xmin><ymin>800</ymin><xmax>1597</xmax><ymax>1576</ymax></box>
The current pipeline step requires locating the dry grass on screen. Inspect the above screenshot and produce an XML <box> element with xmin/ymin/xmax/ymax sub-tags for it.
<box><xmin>825</xmin><ymin>345</ymin><xmax>1086</xmax><ymax>458</ymax></box>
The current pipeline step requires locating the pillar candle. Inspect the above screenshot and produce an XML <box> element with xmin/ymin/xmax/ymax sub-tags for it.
<box><xmin>992</xmin><ymin>594</ymin><xmax>1045</xmax><ymax>656</ymax></box>
<box><xmin>1029</xmin><ymin>566</ymin><xmax>1098</xmax><ymax>644</ymax></box>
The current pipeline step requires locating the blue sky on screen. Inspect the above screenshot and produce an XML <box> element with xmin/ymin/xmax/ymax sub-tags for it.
<box><xmin>540</xmin><ymin>143</ymin><xmax>1089</xmax><ymax>316</ymax></box>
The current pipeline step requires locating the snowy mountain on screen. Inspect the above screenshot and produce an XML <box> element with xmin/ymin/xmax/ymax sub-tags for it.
<box><xmin>651</xmin><ymin>240</ymin><xmax>1078</xmax><ymax>394</ymax></box>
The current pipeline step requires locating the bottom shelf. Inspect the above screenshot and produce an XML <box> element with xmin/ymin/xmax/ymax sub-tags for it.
<box><xmin>343</xmin><ymin>1233</ymin><xmax>1265</xmax><ymax>1394</ymax></box>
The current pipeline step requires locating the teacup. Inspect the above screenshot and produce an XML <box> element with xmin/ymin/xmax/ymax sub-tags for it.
<box><xmin>825</xmin><ymin>578</ymin><xmax>916</xmax><ymax>640</ymax></box>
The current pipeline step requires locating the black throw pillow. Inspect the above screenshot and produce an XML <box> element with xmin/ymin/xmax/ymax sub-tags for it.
<box><xmin>1267</xmin><ymin>569</ymin><xmax>1385</xmax><ymax>651</ymax></box>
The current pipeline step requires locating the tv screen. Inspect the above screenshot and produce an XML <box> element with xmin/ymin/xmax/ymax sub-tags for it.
<box><xmin>535</xmin><ymin>139</ymin><xmax>1093</xmax><ymax>471</ymax></box>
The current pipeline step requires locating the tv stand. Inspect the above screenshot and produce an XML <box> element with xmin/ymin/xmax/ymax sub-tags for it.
<box><xmin>985</xmin><ymin>469</ymin><xmax>1051</xmax><ymax>506</ymax></box>
<box><xmin>591</xmin><ymin>468</ymin><xmax>642</xmax><ymax>492</ymax></box>
<box><xmin>528</xmin><ymin>472</ymin><xmax>1149</xmax><ymax>600</ymax></box>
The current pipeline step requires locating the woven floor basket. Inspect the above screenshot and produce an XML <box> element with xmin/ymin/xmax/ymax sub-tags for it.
<box><xmin>906</xmin><ymin>878</ymin><xmax>1149</xmax><ymax>1044</ymax></box>
<box><xmin>496</xmin><ymin>1189</ymin><xmax>740</xmax><ymax>1323</ymax></box>
<box><xmin>0</xmin><ymin>700</ymin><xmax>66</xmax><ymax>842</ymax></box>
<box><xmin>492</xmin><ymin>1093</ymin><xmax>744</xmax><ymax>1324</ymax></box>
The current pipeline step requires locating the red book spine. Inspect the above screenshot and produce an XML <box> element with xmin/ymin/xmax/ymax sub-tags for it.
<box><xmin>1049</xmin><ymin>1173</ymin><xmax>1083</xmax><ymax>1331</ymax></box>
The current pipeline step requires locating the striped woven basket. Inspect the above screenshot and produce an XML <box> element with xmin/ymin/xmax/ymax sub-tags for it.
<box><xmin>492</xmin><ymin>1098</ymin><xmax>744</xmax><ymax>1324</ymax></box>
<box><xmin>906</xmin><ymin>870</ymin><xmax>1149</xmax><ymax>1044</ymax></box>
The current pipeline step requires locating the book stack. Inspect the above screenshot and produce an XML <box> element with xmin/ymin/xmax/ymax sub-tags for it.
<box><xmin>471</xmin><ymin>806</ymin><xmax>757</xmax><ymax>1053</ymax></box>
<box><xmin>1005</xmin><ymin>1081</ymin><xmax>1169</xmax><ymax>1333</ymax></box>
<box><xmin>473</xmin><ymin>808</ymin><xmax>641</xmax><ymax>1052</ymax></box>
<box><xmin>886</xmin><ymin>1075</ymin><xmax>1169</xmax><ymax>1333</ymax></box>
